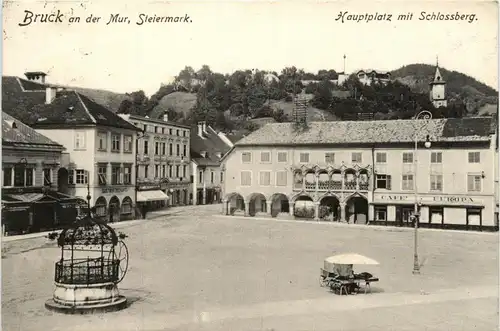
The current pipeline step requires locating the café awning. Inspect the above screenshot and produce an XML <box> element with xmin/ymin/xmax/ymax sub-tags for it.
<box><xmin>137</xmin><ymin>190</ymin><xmax>169</xmax><ymax>202</ymax></box>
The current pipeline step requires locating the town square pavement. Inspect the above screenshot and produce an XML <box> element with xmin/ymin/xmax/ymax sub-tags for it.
<box><xmin>2</xmin><ymin>204</ymin><xmax>499</xmax><ymax>331</ymax></box>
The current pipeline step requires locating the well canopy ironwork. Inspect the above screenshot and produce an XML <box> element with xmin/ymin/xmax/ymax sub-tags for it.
<box><xmin>54</xmin><ymin>215</ymin><xmax>128</xmax><ymax>285</ymax></box>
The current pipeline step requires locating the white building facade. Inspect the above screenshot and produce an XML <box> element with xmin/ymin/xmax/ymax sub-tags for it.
<box><xmin>221</xmin><ymin>118</ymin><xmax>498</xmax><ymax>231</ymax></box>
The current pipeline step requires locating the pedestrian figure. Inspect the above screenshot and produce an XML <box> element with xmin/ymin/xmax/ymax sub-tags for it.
<box><xmin>109</xmin><ymin>205</ymin><xmax>114</xmax><ymax>223</ymax></box>
<box><xmin>141</xmin><ymin>204</ymin><xmax>147</xmax><ymax>219</ymax></box>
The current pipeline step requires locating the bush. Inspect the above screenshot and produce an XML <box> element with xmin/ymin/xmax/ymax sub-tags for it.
<box><xmin>319</xmin><ymin>206</ymin><xmax>330</xmax><ymax>219</ymax></box>
<box><xmin>294</xmin><ymin>207</ymin><xmax>314</xmax><ymax>218</ymax></box>
<box><xmin>284</xmin><ymin>95</ymin><xmax>293</xmax><ymax>102</ymax></box>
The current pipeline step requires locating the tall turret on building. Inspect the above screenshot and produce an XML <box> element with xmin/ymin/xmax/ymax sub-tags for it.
<box><xmin>429</xmin><ymin>57</ymin><xmax>447</xmax><ymax>108</ymax></box>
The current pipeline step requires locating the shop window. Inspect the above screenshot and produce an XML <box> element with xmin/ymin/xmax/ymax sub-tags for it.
<box><xmin>374</xmin><ymin>206</ymin><xmax>387</xmax><ymax>221</ymax></box>
<box><xmin>429</xmin><ymin>207</ymin><xmax>444</xmax><ymax>224</ymax></box>
<box><xmin>466</xmin><ymin>208</ymin><xmax>482</xmax><ymax>227</ymax></box>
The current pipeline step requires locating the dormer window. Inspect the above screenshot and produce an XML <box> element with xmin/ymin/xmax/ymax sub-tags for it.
<box><xmin>6</xmin><ymin>120</ymin><xmax>16</xmax><ymax>129</ymax></box>
<box><xmin>201</xmin><ymin>151</ymin><xmax>207</xmax><ymax>158</ymax></box>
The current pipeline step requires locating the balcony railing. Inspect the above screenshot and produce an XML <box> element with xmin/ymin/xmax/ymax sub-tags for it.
<box><xmin>331</xmin><ymin>181</ymin><xmax>342</xmax><ymax>190</ymax></box>
<box><xmin>305</xmin><ymin>182</ymin><xmax>315</xmax><ymax>190</ymax></box>
<box><xmin>344</xmin><ymin>181</ymin><xmax>356</xmax><ymax>190</ymax></box>
<box><xmin>300</xmin><ymin>179</ymin><xmax>368</xmax><ymax>191</ymax></box>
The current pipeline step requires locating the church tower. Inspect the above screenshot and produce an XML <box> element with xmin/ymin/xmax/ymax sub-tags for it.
<box><xmin>429</xmin><ymin>57</ymin><xmax>447</xmax><ymax>108</ymax></box>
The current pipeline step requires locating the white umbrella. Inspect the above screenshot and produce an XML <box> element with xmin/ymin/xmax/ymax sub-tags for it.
<box><xmin>325</xmin><ymin>253</ymin><xmax>379</xmax><ymax>265</ymax></box>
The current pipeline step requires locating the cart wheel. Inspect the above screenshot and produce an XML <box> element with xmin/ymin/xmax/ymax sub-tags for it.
<box><xmin>319</xmin><ymin>276</ymin><xmax>326</xmax><ymax>287</ymax></box>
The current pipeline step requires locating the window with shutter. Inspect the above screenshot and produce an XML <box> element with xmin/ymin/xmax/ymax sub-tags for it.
<box><xmin>299</xmin><ymin>153</ymin><xmax>309</xmax><ymax>163</ymax></box>
<box><xmin>242</xmin><ymin>152</ymin><xmax>252</xmax><ymax>163</ymax></box>
<box><xmin>325</xmin><ymin>153</ymin><xmax>335</xmax><ymax>164</ymax></box>
<box><xmin>386</xmin><ymin>175</ymin><xmax>392</xmax><ymax>190</ymax></box>
<box><xmin>431</xmin><ymin>152</ymin><xmax>442</xmax><ymax>163</ymax></box>
<box><xmin>277</xmin><ymin>152</ymin><xmax>288</xmax><ymax>163</ymax></box>
<box><xmin>259</xmin><ymin>171</ymin><xmax>271</xmax><ymax>186</ymax></box>
<box><xmin>240</xmin><ymin>171</ymin><xmax>252</xmax><ymax>186</ymax></box>
<box><xmin>430</xmin><ymin>175</ymin><xmax>443</xmax><ymax>191</ymax></box>
<box><xmin>375</xmin><ymin>153</ymin><xmax>386</xmax><ymax>163</ymax></box>
<box><xmin>276</xmin><ymin>171</ymin><xmax>287</xmax><ymax>186</ymax></box>
<box><xmin>402</xmin><ymin>174</ymin><xmax>413</xmax><ymax>191</ymax></box>
<box><xmin>352</xmin><ymin>152</ymin><xmax>362</xmax><ymax>163</ymax></box>
<box><xmin>402</xmin><ymin>152</ymin><xmax>413</xmax><ymax>164</ymax></box>
<box><xmin>43</xmin><ymin>168</ymin><xmax>52</xmax><ymax>186</ymax></box>
<box><xmin>468</xmin><ymin>152</ymin><xmax>480</xmax><ymax>163</ymax></box>
<box><xmin>467</xmin><ymin>174</ymin><xmax>481</xmax><ymax>192</ymax></box>
<box><xmin>260</xmin><ymin>152</ymin><xmax>271</xmax><ymax>163</ymax></box>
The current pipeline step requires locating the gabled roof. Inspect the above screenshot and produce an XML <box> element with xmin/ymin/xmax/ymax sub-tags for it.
<box><xmin>2</xmin><ymin>76</ymin><xmax>140</xmax><ymax>131</ymax></box>
<box><xmin>2</xmin><ymin>112</ymin><xmax>64</xmax><ymax>149</ymax></box>
<box><xmin>190</xmin><ymin>125</ymin><xmax>232</xmax><ymax>166</ymax></box>
<box><xmin>432</xmin><ymin>66</ymin><xmax>446</xmax><ymax>84</ymax></box>
<box><xmin>235</xmin><ymin>117</ymin><xmax>494</xmax><ymax>147</ymax></box>
<box><xmin>125</xmin><ymin>114</ymin><xmax>191</xmax><ymax>129</ymax></box>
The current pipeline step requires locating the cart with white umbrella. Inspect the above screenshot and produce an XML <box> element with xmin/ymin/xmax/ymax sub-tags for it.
<box><xmin>319</xmin><ymin>253</ymin><xmax>380</xmax><ymax>295</ymax></box>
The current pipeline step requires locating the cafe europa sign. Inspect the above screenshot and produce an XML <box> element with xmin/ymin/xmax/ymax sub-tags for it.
<box><xmin>377</xmin><ymin>194</ymin><xmax>477</xmax><ymax>205</ymax></box>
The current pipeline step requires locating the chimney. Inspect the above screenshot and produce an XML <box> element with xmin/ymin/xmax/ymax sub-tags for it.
<box><xmin>25</xmin><ymin>71</ymin><xmax>47</xmax><ymax>84</ymax></box>
<box><xmin>197</xmin><ymin>122</ymin><xmax>204</xmax><ymax>137</ymax></box>
<box><xmin>163</xmin><ymin>113</ymin><xmax>169</xmax><ymax>122</ymax></box>
<box><xmin>45</xmin><ymin>87</ymin><xmax>57</xmax><ymax>104</ymax></box>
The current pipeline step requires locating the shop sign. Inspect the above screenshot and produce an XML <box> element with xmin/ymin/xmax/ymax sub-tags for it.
<box><xmin>376</xmin><ymin>194</ymin><xmax>477</xmax><ymax>205</ymax></box>
<box><xmin>101</xmin><ymin>187</ymin><xmax>129</xmax><ymax>194</ymax></box>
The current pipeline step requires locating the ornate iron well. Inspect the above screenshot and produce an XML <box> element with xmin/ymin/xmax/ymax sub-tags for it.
<box><xmin>45</xmin><ymin>198</ymin><xmax>129</xmax><ymax>314</ymax></box>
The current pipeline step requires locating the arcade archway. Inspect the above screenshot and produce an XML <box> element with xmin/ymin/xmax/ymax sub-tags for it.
<box><xmin>269</xmin><ymin>193</ymin><xmax>289</xmax><ymax>217</ymax></box>
<box><xmin>293</xmin><ymin>195</ymin><xmax>314</xmax><ymax>219</ymax></box>
<box><xmin>247</xmin><ymin>193</ymin><xmax>267</xmax><ymax>217</ymax></box>
<box><xmin>319</xmin><ymin>195</ymin><xmax>340</xmax><ymax>221</ymax></box>
<box><xmin>346</xmin><ymin>195</ymin><xmax>368</xmax><ymax>224</ymax></box>
<box><xmin>225</xmin><ymin>192</ymin><xmax>245</xmax><ymax>215</ymax></box>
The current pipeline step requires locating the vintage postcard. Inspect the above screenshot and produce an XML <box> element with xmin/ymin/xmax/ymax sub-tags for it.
<box><xmin>2</xmin><ymin>0</ymin><xmax>498</xmax><ymax>330</ymax></box>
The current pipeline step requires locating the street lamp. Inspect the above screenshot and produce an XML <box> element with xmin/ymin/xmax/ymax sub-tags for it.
<box><xmin>412</xmin><ymin>110</ymin><xmax>433</xmax><ymax>275</ymax></box>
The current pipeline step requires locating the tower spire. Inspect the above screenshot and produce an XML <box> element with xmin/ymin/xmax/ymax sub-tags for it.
<box><xmin>343</xmin><ymin>54</ymin><xmax>346</xmax><ymax>73</ymax></box>
<box><xmin>436</xmin><ymin>55</ymin><xmax>439</xmax><ymax>67</ymax></box>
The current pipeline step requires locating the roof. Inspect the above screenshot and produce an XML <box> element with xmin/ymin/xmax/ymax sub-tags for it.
<box><xmin>2</xmin><ymin>112</ymin><xmax>64</xmax><ymax>149</ymax></box>
<box><xmin>125</xmin><ymin>114</ymin><xmax>191</xmax><ymax>129</ymax></box>
<box><xmin>2</xmin><ymin>76</ymin><xmax>139</xmax><ymax>131</ymax></box>
<box><xmin>353</xmin><ymin>69</ymin><xmax>391</xmax><ymax>76</ymax></box>
<box><xmin>432</xmin><ymin>66</ymin><xmax>446</xmax><ymax>84</ymax></box>
<box><xmin>235</xmin><ymin>117</ymin><xmax>495</xmax><ymax>147</ymax></box>
<box><xmin>225</xmin><ymin>131</ymin><xmax>247</xmax><ymax>144</ymax></box>
<box><xmin>190</xmin><ymin>125</ymin><xmax>232</xmax><ymax>166</ymax></box>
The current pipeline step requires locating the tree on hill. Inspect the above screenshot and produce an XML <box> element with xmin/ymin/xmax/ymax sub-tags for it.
<box><xmin>117</xmin><ymin>90</ymin><xmax>151</xmax><ymax>116</ymax></box>
<box><xmin>391</xmin><ymin>64</ymin><xmax>498</xmax><ymax>97</ymax></box>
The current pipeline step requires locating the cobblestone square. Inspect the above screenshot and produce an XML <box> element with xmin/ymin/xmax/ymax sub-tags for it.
<box><xmin>2</xmin><ymin>205</ymin><xmax>498</xmax><ymax>331</ymax></box>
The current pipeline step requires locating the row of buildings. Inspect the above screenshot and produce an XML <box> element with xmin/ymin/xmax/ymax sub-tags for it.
<box><xmin>220</xmin><ymin>116</ymin><xmax>499</xmax><ymax>231</ymax></box>
<box><xmin>1</xmin><ymin>72</ymin><xmax>233</xmax><ymax>235</ymax></box>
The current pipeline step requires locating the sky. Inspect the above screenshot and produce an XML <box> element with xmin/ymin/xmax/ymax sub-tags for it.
<box><xmin>3</xmin><ymin>0</ymin><xmax>498</xmax><ymax>96</ymax></box>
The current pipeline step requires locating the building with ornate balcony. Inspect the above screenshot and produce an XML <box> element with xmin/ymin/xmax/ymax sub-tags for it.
<box><xmin>118</xmin><ymin>113</ymin><xmax>191</xmax><ymax>208</ymax></box>
<box><xmin>191</xmin><ymin>121</ymin><xmax>233</xmax><ymax>205</ymax></box>
<box><xmin>221</xmin><ymin>117</ymin><xmax>498</xmax><ymax>231</ymax></box>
